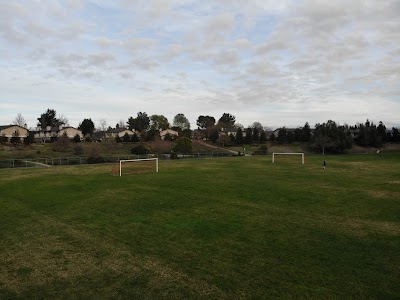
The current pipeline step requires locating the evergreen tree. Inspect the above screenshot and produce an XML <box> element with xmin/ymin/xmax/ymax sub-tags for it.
<box><xmin>377</xmin><ymin>121</ymin><xmax>386</xmax><ymax>143</ymax></box>
<box><xmin>122</xmin><ymin>132</ymin><xmax>131</xmax><ymax>142</ymax></box>
<box><xmin>218</xmin><ymin>113</ymin><xmax>236</xmax><ymax>127</ymax></box>
<box><xmin>245</xmin><ymin>128</ymin><xmax>253</xmax><ymax>144</ymax></box>
<box><xmin>235</xmin><ymin>128</ymin><xmax>244</xmax><ymax>145</ymax></box>
<box><xmin>210</xmin><ymin>129</ymin><xmax>220</xmax><ymax>143</ymax></box>
<box><xmin>276</xmin><ymin>127</ymin><xmax>288</xmax><ymax>143</ymax></box>
<box><xmin>392</xmin><ymin>127</ymin><xmax>399</xmax><ymax>142</ymax></box>
<box><xmin>229</xmin><ymin>133</ymin><xmax>236</xmax><ymax>144</ymax></box>
<box><xmin>253</xmin><ymin>127</ymin><xmax>260</xmax><ymax>142</ymax></box>
<box><xmin>301</xmin><ymin>122</ymin><xmax>312</xmax><ymax>142</ymax></box>
<box><xmin>78</xmin><ymin>118</ymin><xmax>95</xmax><ymax>136</ymax></box>
<box><xmin>269</xmin><ymin>133</ymin><xmax>276</xmax><ymax>142</ymax></box>
<box><xmin>23</xmin><ymin>132</ymin><xmax>35</xmax><ymax>145</ymax></box>
<box><xmin>10</xmin><ymin>131</ymin><xmax>21</xmax><ymax>144</ymax></box>
<box><xmin>127</xmin><ymin>112</ymin><xmax>150</xmax><ymax>132</ymax></box>
<box><xmin>260</xmin><ymin>131</ymin><xmax>267</xmax><ymax>143</ymax></box>
<box><xmin>37</xmin><ymin>108</ymin><xmax>65</xmax><ymax>129</ymax></box>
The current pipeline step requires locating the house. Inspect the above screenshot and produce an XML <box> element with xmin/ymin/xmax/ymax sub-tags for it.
<box><xmin>58</xmin><ymin>127</ymin><xmax>83</xmax><ymax>139</ymax></box>
<box><xmin>220</xmin><ymin>128</ymin><xmax>247</xmax><ymax>137</ymax></box>
<box><xmin>0</xmin><ymin>125</ymin><xmax>29</xmax><ymax>140</ymax></box>
<box><xmin>105</xmin><ymin>128</ymin><xmax>139</xmax><ymax>139</ymax></box>
<box><xmin>160</xmin><ymin>129</ymin><xmax>179</xmax><ymax>140</ymax></box>
<box><xmin>33</xmin><ymin>126</ymin><xmax>83</xmax><ymax>142</ymax></box>
<box><xmin>92</xmin><ymin>131</ymin><xmax>106</xmax><ymax>141</ymax></box>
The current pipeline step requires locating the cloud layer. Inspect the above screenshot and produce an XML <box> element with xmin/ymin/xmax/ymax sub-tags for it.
<box><xmin>1</xmin><ymin>0</ymin><xmax>399</xmax><ymax>128</ymax></box>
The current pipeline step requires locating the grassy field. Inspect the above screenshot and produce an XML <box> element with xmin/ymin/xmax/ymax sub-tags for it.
<box><xmin>0</xmin><ymin>154</ymin><xmax>399</xmax><ymax>299</ymax></box>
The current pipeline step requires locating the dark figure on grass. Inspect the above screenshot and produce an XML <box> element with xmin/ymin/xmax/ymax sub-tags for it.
<box><xmin>323</xmin><ymin>161</ymin><xmax>326</xmax><ymax>170</ymax></box>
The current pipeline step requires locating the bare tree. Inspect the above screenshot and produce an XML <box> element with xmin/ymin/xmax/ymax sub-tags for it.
<box><xmin>98</xmin><ymin>119</ymin><xmax>107</xmax><ymax>131</ymax></box>
<box><xmin>59</xmin><ymin>114</ymin><xmax>69</xmax><ymax>127</ymax></box>
<box><xmin>118</xmin><ymin>119</ymin><xmax>126</xmax><ymax>128</ymax></box>
<box><xmin>13</xmin><ymin>113</ymin><xmax>26</xmax><ymax>127</ymax></box>
<box><xmin>234</xmin><ymin>123</ymin><xmax>244</xmax><ymax>129</ymax></box>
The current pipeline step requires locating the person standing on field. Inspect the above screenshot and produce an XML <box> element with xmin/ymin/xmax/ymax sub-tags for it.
<box><xmin>323</xmin><ymin>160</ymin><xmax>326</xmax><ymax>169</ymax></box>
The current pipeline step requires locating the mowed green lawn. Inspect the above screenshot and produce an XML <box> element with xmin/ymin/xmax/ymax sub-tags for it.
<box><xmin>0</xmin><ymin>154</ymin><xmax>399</xmax><ymax>299</ymax></box>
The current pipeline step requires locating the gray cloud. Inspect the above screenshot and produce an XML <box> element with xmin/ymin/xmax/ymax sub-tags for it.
<box><xmin>1</xmin><ymin>0</ymin><xmax>399</xmax><ymax>128</ymax></box>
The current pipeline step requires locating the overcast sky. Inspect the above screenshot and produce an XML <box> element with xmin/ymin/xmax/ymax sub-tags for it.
<box><xmin>1</xmin><ymin>0</ymin><xmax>399</xmax><ymax>130</ymax></box>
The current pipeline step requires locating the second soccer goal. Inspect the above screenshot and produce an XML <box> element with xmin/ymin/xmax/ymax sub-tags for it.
<box><xmin>111</xmin><ymin>158</ymin><xmax>159</xmax><ymax>176</ymax></box>
<box><xmin>272</xmin><ymin>153</ymin><xmax>304</xmax><ymax>164</ymax></box>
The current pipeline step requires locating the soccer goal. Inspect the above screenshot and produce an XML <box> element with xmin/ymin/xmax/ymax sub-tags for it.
<box><xmin>111</xmin><ymin>158</ymin><xmax>159</xmax><ymax>176</ymax></box>
<box><xmin>272</xmin><ymin>153</ymin><xmax>304</xmax><ymax>164</ymax></box>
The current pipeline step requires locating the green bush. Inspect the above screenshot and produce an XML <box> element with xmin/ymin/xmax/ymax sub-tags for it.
<box><xmin>73</xmin><ymin>134</ymin><xmax>81</xmax><ymax>143</ymax></box>
<box><xmin>131</xmin><ymin>144</ymin><xmax>150</xmax><ymax>155</ymax></box>
<box><xmin>252</xmin><ymin>145</ymin><xmax>268</xmax><ymax>155</ymax></box>
<box><xmin>173</xmin><ymin>137</ymin><xmax>192</xmax><ymax>153</ymax></box>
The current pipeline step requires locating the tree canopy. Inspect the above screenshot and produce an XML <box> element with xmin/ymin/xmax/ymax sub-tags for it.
<box><xmin>127</xmin><ymin>112</ymin><xmax>150</xmax><ymax>132</ymax></box>
<box><xmin>196</xmin><ymin>115</ymin><xmax>215</xmax><ymax>129</ymax></box>
<box><xmin>78</xmin><ymin>118</ymin><xmax>95</xmax><ymax>136</ymax></box>
<box><xmin>37</xmin><ymin>109</ymin><xmax>65</xmax><ymax>129</ymax></box>
<box><xmin>218</xmin><ymin>113</ymin><xmax>236</xmax><ymax>127</ymax></box>
<box><xmin>150</xmin><ymin>115</ymin><xmax>170</xmax><ymax>131</ymax></box>
<box><xmin>173</xmin><ymin>113</ymin><xmax>190</xmax><ymax>130</ymax></box>
<box><xmin>312</xmin><ymin>120</ymin><xmax>353</xmax><ymax>154</ymax></box>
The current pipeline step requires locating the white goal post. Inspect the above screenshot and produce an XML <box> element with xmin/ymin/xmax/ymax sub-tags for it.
<box><xmin>272</xmin><ymin>153</ymin><xmax>304</xmax><ymax>164</ymax></box>
<box><xmin>113</xmin><ymin>158</ymin><xmax>159</xmax><ymax>176</ymax></box>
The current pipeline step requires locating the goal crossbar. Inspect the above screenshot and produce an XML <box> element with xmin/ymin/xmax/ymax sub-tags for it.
<box><xmin>116</xmin><ymin>158</ymin><xmax>159</xmax><ymax>176</ymax></box>
<box><xmin>272</xmin><ymin>153</ymin><xmax>304</xmax><ymax>164</ymax></box>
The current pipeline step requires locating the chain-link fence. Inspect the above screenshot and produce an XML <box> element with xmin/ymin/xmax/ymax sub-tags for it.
<box><xmin>0</xmin><ymin>151</ymin><xmax>234</xmax><ymax>169</ymax></box>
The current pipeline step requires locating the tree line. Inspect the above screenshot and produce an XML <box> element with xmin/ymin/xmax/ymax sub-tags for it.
<box><xmin>4</xmin><ymin>109</ymin><xmax>400</xmax><ymax>154</ymax></box>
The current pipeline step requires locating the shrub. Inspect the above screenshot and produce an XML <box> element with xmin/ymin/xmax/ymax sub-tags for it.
<box><xmin>130</xmin><ymin>134</ymin><xmax>139</xmax><ymax>142</ymax></box>
<box><xmin>23</xmin><ymin>132</ymin><xmax>35</xmax><ymax>145</ymax></box>
<box><xmin>73</xmin><ymin>134</ymin><xmax>81</xmax><ymax>143</ymax></box>
<box><xmin>122</xmin><ymin>133</ymin><xmax>131</xmax><ymax>143</ymax></box>
<box><xmin>170</xmin><ymin>152</ymin><xmax>179</xmax><ymax>159</ymax></box>
<box><xmin>0</xmin><ymin>134</ymin><xmax>8</xmax><ymax>144</ymax></box>
<box><xmin>131</xmin><ymin>144</ymin><xmax>150</xmax><ymax>155</ymax></box>
<box><xmin>252</xmin><ymin>145</ymin><xmax>268</xmax><ymax>155</ymax></box>
<box><xmin>173</xmin><ymin>137</ymin><xmax>192</xmax><ymax>153</ymax></box>
<box><xmin>52</xmin><ymin>135</ymin><xmax>70</xmax><ymax>152</ymax></box>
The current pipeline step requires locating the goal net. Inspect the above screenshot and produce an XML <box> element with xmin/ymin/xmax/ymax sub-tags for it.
<box><xmin>111</xmin><ymin>158</ymin><xmax>159</xmax><ymax>176</ymax></box>
<box><xmin>272</xmin><ymin>153</ymin><xmax>304</xmax><ymax>164</ymax></box>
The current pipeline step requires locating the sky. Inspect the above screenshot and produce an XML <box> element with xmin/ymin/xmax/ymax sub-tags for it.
<box><xmin>1</xmin><ymin>0</ymin><xmax>399</xmax><ymax>130</ymax></box>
